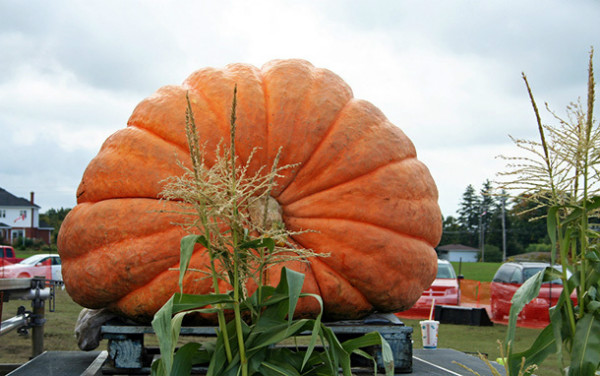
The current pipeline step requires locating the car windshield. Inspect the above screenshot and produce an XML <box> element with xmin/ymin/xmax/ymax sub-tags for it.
<box><xmin>523</xmin><ymin>266</ymin><xmax>566</xmax><ymax>285</ymax></box>
<box><xmin>522</xmin><ymin>267</ymin><xmax>544</xmax><ymax>281</ymax></box>
<box><xmin>436</xmin><ymin>263</ymin><xmax>456</xmax><ymax>279</ymax></box>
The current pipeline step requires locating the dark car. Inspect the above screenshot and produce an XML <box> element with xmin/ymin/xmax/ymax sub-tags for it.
<box><xmin>490</xmin><ymin>262</ymin><xmax>576</xmax><ymax>323</ymax></box>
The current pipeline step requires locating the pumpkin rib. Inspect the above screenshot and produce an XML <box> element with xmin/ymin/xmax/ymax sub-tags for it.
<box><xmin>185</xmin><ymin>87</ymin><xmax>229</xmax><ymax>148</ymax></box>
<box><xmin>127</xmin><ymin>86</ymin><xmax>229</xmax><ymax>171</ymax></box>
<box><xmin>307</xmin><ymin>257</ymin><xmax>373</xmax><ymax>317</ymax></box>
<box><xmin>280</xmin><ymin>157</ymin><xmax>430</xmax><ymax>206</ymax></box>
<box><xmin>63</xmin><ymin>225</ymin><xmax>185</xmax><ymax>307</ymax></box>
<box><xmin>260</xmin><ymin>61</ymin><xmax>354</xmax><ymax>197</ymax></box>
<box><xmin>58</xmin><ymin>199</ymin><xmax>188</xmax><ymax>259</ymax></box>
<box><xmin>63</xmin><ymin>224</ymin><xmax>184</xmax><ymax>263</ymax></box>
<box><xmin>126</xmin><ymin>86</ymin><xmax>195</xmax><ymax>153</ymax></box>
<box><xmin>276</xmin><ymin>99</ymin><xmax>416</xmax><ymax>206</ymax></box>
<box><xmin>287</xmin><ymin>215</ymin><xmax>436</xmax><ymax>248</ymax></box>
<box><xmin>76</xmin><ymin>126</ymin><xmax>193</xmax><ymax>204</ymax></box>
<box><xmin>112</xmin><ymin>249</ymin><xmax>221</xmax><ymax>322</ymax></box>
<box><xmin>259</xmin><ymin>68</ymin><xmax>270</xmax><ymax>169</ymax></box>
<box><xmin>183</xmin><ymin>65</ymin><xmax>269</xmax><ymax>173</ymax></box>
<box><xmin>280</xmin><ymin>157</ymin><xmax>442</xmax><ymax>246</ymax></box>
<box><xmin>63</xmin><ymin>223</ymin><xmax>184</xmax><ymax>267</ymax></box>
<box><xmin>287</xmin><ymin>216</ymin><xmax>437</xmax><ymax>310</ymax></box>
<box><xmin>128</xmin><ymin>125</ymin><xmax>191</xmax><ymax>161</ymax></box>
<box><xmin>273</xmin><ymin>98</ymin><xmax>352</xmax><ymax>200</ymax></box>
<box><xmin>268</xmin><ymin>69</ymin><xmax>349</xmax><ymax>197</ymax></box>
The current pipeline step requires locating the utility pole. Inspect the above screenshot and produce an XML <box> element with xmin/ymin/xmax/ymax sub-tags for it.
<box><xmin>479</xmin><ymin>211</ymin><xmax>485</xmax><ymax>262</ymax></box>
<box><xmin>501</xmin><ymin>195</ymin><xmax>507</xmax><ymax>261</ymax></box>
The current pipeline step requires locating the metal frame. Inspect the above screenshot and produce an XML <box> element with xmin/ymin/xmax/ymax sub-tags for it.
<box><xmin>0</xmin><ymin>277</ymin><xmax>60</xmax><ymax>358</ymax></box>
<box><xmin>100</xmin><ymin>315</ymin><xmax>413</xmax><ymax>374</ymax></box>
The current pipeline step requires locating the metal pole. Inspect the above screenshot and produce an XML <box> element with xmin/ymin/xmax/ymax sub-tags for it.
<box><xmin>479</xmin><ymin>213</ymin><xmax>484</xmax><ymax>262</ymax></box>
<box><xmin>501</xmin><ymin>195</ymin><xmax>507</xmax><ymax>261</ymax></box>
<box><xmin>0</xmin><ymin>314</ymin><xmax>29</xmax><ymax>336</ymax></box>
<box><xmin>30</xmin><ymin>279</ymin><xmax>46</xmax><ymax>358</ymax></box>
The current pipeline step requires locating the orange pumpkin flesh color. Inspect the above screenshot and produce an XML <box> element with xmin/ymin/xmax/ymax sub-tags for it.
<box><xmin>57</xmin><ymin>59</ymin><xmax>442</xmax><ymax>324</ymax></box>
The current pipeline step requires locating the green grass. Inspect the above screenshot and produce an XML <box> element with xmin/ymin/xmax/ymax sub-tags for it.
<box><xmin>452</xmin><ymin>261</ymin><xmax>501</xmax><ymax>282</ymax></box>
<box><xmin>13</xmin><ymin>249</ymin><xmax>56</xmax><ymax>259</ymax></box>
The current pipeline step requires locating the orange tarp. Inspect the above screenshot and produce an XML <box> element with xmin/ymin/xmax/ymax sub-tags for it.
<box><xmin>459</xmin><ymin>279</ymin><xmax>491</xmax><ymax>305</ymax></box>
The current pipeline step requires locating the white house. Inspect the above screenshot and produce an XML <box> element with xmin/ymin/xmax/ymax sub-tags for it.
<box><xmin>0</xmin><ymin>187</ymin><xmax>53</xmax><ymax>245</ymax></box>
<box><xmin>437</xmin><ymin>244</ymin><xmax>480</xmax><ymax>263</ymax></box>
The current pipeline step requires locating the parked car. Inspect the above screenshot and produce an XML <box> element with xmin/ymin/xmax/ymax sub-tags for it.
<box><xmin>397</xmin><ymin>259</ymin><xmax>462</xmax><ymax>318</ymax></box>
<box><xmin>0</xmin><ymin>245</ymin><xmax>24</xmax><ymax>266</ymax></box>
<box><xmin>490</xmin><ymin>261</ymin><xmax>576</xmax><ymax>323</ymax></box>
<box><xmin>0</xmin><ymin>254</ymin><xmax>62</xmax><ymax>281</ymax></box>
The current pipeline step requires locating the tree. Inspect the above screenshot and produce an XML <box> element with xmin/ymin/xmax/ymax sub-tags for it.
<box><xmin>39</xmin><ymin>208</ymin><xmax>71</xmax><ymax>244</ymax></box>
<box><xmin>478</xmin><ymin>180</ymin><xmax>497</xmax><ymax>261</ymax></box>
<box><xmin>440</xmin><ymin>215</ymin><xmax>463</xmax><ymax>245</ymax></box>
<box><xmin>456</xmin><ymin>184</ymin><xmax>481</xmax><ymax>247</ymax></box>
<box><xmin>505</xmin><ymin>195</ymin><xmax>549</xmax><ymax>254</ymax></box>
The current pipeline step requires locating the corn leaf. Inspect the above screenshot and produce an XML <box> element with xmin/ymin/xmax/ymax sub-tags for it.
<box><xmin>170</xmin><ymin>292</ymin><xmax>234</xmax><ymax>313</ymax></box>
<box><xmin>179</xmin><ymin>235</ymin><xmax>207</xmax><ymax>294</ymax></box>
<box><xmin>172</xmin><ymin>342</ymin><xmax>209</xmax><ymax>375</ymax></box>
<box><xmin>569</xmin><ymin>314</ymin><xmax>600</xmax><ymax>375</ymax></box>
<box><xmin>151</xmin><ymin>294</ymin><xmax>176</xmax><ymax>376</ymax></box>
<box><xmin>341</xmin><ymin>331</ymin><xmax>394</xmax><ymax>376</ymax></box>
<box><xmin>505</xmin><ymin>269</ymin><xmax>545</xmax><ymax>354</ymax></box>
<box><xmin>508</xmin><ymin>324</ymin><xmax>556</xmax><ymax>375</ymax></box>
<box><xmin>259</xmin><ymin>360</ymin><xmax>302</xmax><ymax>376</ymax></box>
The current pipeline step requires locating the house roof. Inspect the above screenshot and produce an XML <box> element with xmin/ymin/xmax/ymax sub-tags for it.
<box><xmin>0</xmin><ymin>187</ymin><xmax>40</xmax><ymax>208</ymax></box>
<box><xmin>437</xmin><ymin>244</ymin><xmax>480</xmax><ymax>252</ymax></box>
<box><xmin>38</xmin><ymin>219</ymin><xmax>54</xmax><ymax>230</ymax></box>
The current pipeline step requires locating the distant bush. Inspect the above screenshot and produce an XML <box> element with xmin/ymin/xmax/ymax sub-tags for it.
<box><xmin>482</xmin><ymin>244</ymin><xmax>502</xmax><ymax>262</ymax></box>
<box><xmin>12</xmin><ymin>237</ymin><xmax>50</xmax><ymax>251</ymax></box>
<box><xmin>525</xmin><ymin>242</ymin><xmax>552</xmax><ymax>253</ymax></box>
<box><xmin>41</xmin><ymin>244</ymin><xmax>58</xmax><ymax>253</ymax></box>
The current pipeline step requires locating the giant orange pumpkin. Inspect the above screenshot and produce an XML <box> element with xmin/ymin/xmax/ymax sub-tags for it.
<box><xmin>57</xmin><ymin>59</ymin><xmax>442</xmax><ymax>323</ymax></box>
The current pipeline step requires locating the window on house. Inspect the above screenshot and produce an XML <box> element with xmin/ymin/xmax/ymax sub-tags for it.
<box><xmin>0</xmin><ymin>209</ymin><xmax>5</xmax><ymax>218</ymax></box>
<box><xmin>12</xmin><ymin>230</ymin><xmax>24</xmax><ymax>241</ymax></box>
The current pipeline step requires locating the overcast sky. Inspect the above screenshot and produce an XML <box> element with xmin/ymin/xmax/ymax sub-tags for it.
<box><xmin>1</xmin><ymin>0</ymin><xmax>598</xmax><ymax>217</ymax></box>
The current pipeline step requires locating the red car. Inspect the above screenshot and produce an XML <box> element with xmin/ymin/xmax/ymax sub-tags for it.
<box><xmin>490</xmin><ymin>262</ymin><xmax>576</xmax><ymax>325</ymax></box>
<box><xmin>397</xmin><ymin>259</ymin><xmax>462</xmax><ymax>318</ymax></box>
<box><xmin>1</xmin><ymin>245</ymin><xmax>24</xmax><ymax>266</ymax></box>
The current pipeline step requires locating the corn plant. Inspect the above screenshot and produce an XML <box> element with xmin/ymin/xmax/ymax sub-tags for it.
<box><xmin>497</xmin><ymin>47</ymin><xmax>600</xmax><ymax>375</ymax></box>
<box><xmin>150</xmin><ymin>87</ymin><xmax>394</xmax><ymax>376</ymax></box>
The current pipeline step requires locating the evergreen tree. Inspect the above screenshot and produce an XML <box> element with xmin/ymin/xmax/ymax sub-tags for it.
<box><xmin>447</xmin><ymin>184</ymin><xmax>554</xmax><ymax>258</ymax></box>
<box><xmin>507</xmin><ymin>196</ymin><xmax>549</xmax><ymax>254</ymax></box>
<box><xmin>440</xmin><ymin>215</ymin><xmax>462</xmax><ymax>245</ymax></box>
<box><xmin>456</xmin><ymin>184</ymin><xmax>481</xmax><ymax>247</ymax></box>
<box><xmin>478</xmin><ymin>180</ymin><xmax>497</xmax><ymax>261</ymax></box>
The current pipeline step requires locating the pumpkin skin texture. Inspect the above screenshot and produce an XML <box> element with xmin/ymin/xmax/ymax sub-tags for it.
<box><xmin>57</xmin><ymin>59</ymin><xmax>442</xmax><ymax>324</ymax></box>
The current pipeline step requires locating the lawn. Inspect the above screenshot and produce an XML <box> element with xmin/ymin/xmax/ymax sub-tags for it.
<box><xmin>452</xmin><ymin>261</ymin><xmax>502</xmax><ymax>282</ymax></box>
